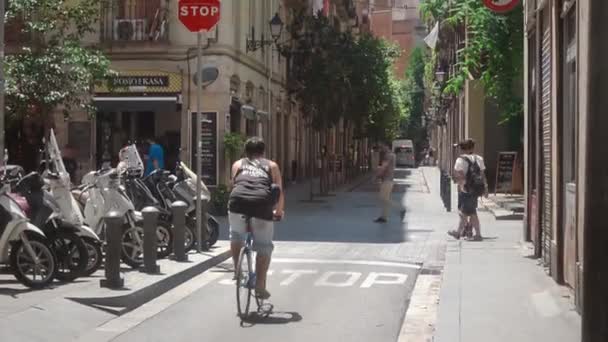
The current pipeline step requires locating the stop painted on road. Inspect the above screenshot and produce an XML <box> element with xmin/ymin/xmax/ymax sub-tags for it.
<box><xmin>219</xmin><ymin>269</ymin><xmax>410</xmax><ymax>288</ymax></box>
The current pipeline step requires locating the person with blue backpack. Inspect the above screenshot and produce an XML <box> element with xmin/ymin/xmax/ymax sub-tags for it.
<box><xmin>448</xmin><ymin>139</ymin><xmax>488</xmax><ymax>241</ymax></box>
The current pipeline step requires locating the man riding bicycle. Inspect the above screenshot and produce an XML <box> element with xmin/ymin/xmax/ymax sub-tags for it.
<box><xmin>229</xmin><ymin>137</ymin><xmax>284</xmax><ymax>300</ymax></box>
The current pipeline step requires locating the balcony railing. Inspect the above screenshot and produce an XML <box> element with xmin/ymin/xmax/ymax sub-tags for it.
<box><xmin>100</xmin><ymin>0</ymin><xmax>169</xmax><ymax>44</ymax></box>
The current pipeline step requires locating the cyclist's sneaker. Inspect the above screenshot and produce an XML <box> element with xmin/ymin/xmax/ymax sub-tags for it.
<box><xmin>255</xmin><ymin>288</ymin><xmax>271</xmax><ymax>300</ymax></box>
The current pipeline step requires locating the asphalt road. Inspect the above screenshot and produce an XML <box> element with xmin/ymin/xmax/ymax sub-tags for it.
<box><xmin>104</xmin><ymin>168</ymin><xmax>446</xmax><ymax>342</ymax></box>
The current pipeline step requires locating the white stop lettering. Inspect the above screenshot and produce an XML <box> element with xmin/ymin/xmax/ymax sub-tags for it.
<box><xmin>180</xmin><ymin>5</ymin><xmax>219</xmax><ymax>17</ymax></box>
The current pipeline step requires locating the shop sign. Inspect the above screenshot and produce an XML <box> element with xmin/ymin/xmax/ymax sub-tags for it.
<box><xmin>95</xmin><ymin>70</ymin><xmax>182</xmax><ymax>94</ymax></box>
<box><xmin>191</xmin><ymin>112</ymin><xmax>218</xmax><ymax>187</ymax></box>
<box><xmin>110</xmin><ymin>76</ymin><xmax>169</xmax><ymax>88</ymax></box>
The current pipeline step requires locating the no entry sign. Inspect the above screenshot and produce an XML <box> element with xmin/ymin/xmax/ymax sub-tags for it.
<box><xmin>483</xmin><ymin>0</ymin><xmax>520</xmax><ymax>13</ymax></box>
<box><xmin>178</xmin><ymin>0</ymin><xmax>221</xmax><ymax>32</ymax></box>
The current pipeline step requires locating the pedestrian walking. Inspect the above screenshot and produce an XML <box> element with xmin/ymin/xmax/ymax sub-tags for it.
<box><xmin>448</xmin><ymin>139</ymin><xmax>488</xmax><ymax>241</ymax></box>
<box><xmin>144</xmin><ymin>137</ymin><xmax>165</xmax><ymax>176</ymax></box>
<box><xmin>374</xmin><ymin>142</ymin><xmax>405</xmax><ymax>223</ymax></box>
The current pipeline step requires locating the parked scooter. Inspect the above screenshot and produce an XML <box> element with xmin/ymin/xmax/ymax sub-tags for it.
<box><xmin>173</xmin><ymin>162</ymin><xmax>220</xmax><ymax>247</ymax></box>
<box><xmin>74</xmin><ymin>167</ymin><xmax>173</xmax><ymax>268</ymax></box>
<box><xmin>42</xmin><ymin>130</ymin><xmax>103</xmax><ymax>276</ymax></box>
<box><xmin>13</xmin><ymin>171</ymin><xmax>89</xmax><ymax>281</ymax></box>
<box><xmin>73</xmin><ymin>168</ymin><xmax>144</xmax><ymax>268</ymax></box>
<box><xmin>0</xmin><ymin>171</ymin><xmax>57</xmax><ymax>288</ymax></box>
<box><xmin>117</xmin><ymin>144</ymin><xmax>174</xmax><ymax>258</ymax></box>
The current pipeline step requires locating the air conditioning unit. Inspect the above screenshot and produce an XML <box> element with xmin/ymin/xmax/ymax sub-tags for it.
<box><xmin>113</xmin><ymin>19</ymin><xmax>147</xmax><ymax>41</ymax></box>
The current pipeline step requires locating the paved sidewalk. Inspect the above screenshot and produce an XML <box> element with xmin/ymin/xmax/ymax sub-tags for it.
<box><xmin>420</xmin><ymin>167</ymin><xmax>582</xmax><ymax>342</ymax></box>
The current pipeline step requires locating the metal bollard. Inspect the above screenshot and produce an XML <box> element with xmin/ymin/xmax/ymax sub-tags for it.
<box><xmin>142</xmin><ymin>207</ymin><xmax>161</xmax><ymax>274</ymax></box>
<box><xmin>200</xmin><ymin>199</ymin><xmax>210</xmax><ymax>252</ymax></box>
<box><xmin>172</xmin><ymin>201</ymin><xmax>188</xmax><ymax>261</ymax></box>
<box><xmin>100</xmin><ymin>211</ymin><xmax>125</xmax><ymax>289</ymax></box>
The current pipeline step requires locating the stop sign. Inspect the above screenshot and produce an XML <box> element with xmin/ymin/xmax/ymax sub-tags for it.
<box><xmin>483</xmin><ymin>0</ymin><xmax>520</xmax><ymax>13</ymax></box>
<box><xmin>178</xmin><ymin>0</ymin><xmax>221</xmax><ymax>32</ymax></box>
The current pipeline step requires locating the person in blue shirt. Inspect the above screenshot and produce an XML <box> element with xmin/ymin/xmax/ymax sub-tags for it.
<box><xmin>145</xmin><ymin>138</ymin><xmax>165</xmax><ymax>176</ymax></box>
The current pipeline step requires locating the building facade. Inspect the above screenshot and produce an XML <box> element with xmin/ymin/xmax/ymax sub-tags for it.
<box><xmin>524</xmin><ymin>0</ymin><xmax>608</xmax><ymax>333</ymax></box>
<box><xmin>44</xmin><ymin>0</ymin><xmax>364</xmax><ymax>188</ymax></box>
<box><xmin>368</xmin><ymin>0</ymin><xmax>426</xmax><ymax>78</ymax></box>
<box><xmin>426</xmin><ymin>19</ymin><xmax>516</xmax><ymax>204</ymax></box>
<box><xmin>523</xmin><ymin>0</ymin><xmax>583</xmax><ymax>310</ymax></box>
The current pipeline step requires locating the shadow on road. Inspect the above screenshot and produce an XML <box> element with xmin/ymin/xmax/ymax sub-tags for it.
<box><xmin>240</xmin><ymin>311</ymin><xmax>303</xmax><ymax>327</ymax></box>
<box><xmin>218</xmin><ymin>167</ymin><xmax>432</xmax><ymax>245</ymax></box>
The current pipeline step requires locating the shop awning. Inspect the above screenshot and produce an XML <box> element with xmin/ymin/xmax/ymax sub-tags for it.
<box><xmin>93</xmin><ymin>96</ymin><xmax>180</xmax><ymax>112</ymax></box>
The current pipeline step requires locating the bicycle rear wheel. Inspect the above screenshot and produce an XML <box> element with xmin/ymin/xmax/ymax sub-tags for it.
<box><xmin>236</xmin><ymin>247</ymin><xmax>253</xmax><ymax>318</ymax></box>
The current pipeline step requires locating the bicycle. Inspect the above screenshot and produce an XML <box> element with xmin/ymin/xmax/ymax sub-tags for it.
<box><xmin>235</xmin><ymin>216</ymin><xmax>274</xmax><ymax>319</ymax></box>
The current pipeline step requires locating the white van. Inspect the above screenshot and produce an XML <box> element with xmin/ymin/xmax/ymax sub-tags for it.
<box><xmin>392</xmin><ymin>139</ymin><xmax>415</xmax><ymax>167</ymax></box>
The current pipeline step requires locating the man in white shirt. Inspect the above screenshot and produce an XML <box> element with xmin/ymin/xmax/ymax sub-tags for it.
<box><xmin>448</xmin><ymin>139</ymin><xmax>488</xmax><ymax>241</ymax></box>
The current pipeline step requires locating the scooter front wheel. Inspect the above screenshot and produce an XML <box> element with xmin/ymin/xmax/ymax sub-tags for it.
<box><xmin>10</xmin><ymin>235</ymin><xmax>57</xmax><ymax>289</ymax></box>
<box><xmin>156</xmin><ymin>222</ymin><xmax>173</xmax><ymax>259</ymax></box>
<box><xmin>53</xmin><ymin>231</ymin><xmax>89</xmax><ymax>282</ymax></box>
<box><xmin>121</xmin><ymin>225</ymin><xmax>144</xmax><ymax>269</ymax></box>
<box><xmin>82</xmin><ymin>237</ymin><xmax>103</xmax><ymax>277</ymax></box>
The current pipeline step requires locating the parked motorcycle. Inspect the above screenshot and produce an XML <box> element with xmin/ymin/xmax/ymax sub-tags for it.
<box><xmin>13</xmin><ymin>171</ymin><xmax>89</xmax><ymax>282</ymax></box>
<box><xmin>73</xmin><ymin>167</ymin><xmax>172</xmax><ymax>268</ymax></box>
<box><xmin>0</xmin><ymin>175</ymin><xmax>57</xmax><ymax>288</ymax></box>
<box><xmin>173</xmin><ymin>162</ymin><xmax>220</xmax><ymax>248</ymax></box>
<box><xmin>42</xmin><ymin>130</ymin><xmax>103</xmax><ymax>277</ymax></box>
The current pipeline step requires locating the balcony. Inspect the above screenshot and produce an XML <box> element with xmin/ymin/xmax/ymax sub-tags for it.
<box><xmin>100</xmin><ymin>0</ymin><xmax>170</xmax><ymax>46</ymax></box>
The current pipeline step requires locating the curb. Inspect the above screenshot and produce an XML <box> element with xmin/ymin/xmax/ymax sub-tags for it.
<box><xmin>67</xmin><ymin>249</ymin><xmax>231</xmax><ymax>316</ymax></box>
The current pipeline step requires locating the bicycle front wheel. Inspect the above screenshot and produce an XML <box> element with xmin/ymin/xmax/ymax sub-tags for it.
<box><xmin>236</xmin><ymin>247</ymin><xmax>253</xmax><ymax>318</ymax></box>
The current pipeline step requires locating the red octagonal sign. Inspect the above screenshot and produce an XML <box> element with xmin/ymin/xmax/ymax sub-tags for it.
<box><xmin>483</xmin><ymin>0</ymin><xmax>520</xmax><ymax>13</ymax></box>
<box><xmin>178</xmin><ymin>0</ymin><xmax>221</xmax><ymax>32</ymax></box>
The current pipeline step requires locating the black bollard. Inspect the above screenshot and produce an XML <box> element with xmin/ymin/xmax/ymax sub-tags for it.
<box><xmin>172</xmin><ymin>201</ymin><xmax>188</xmax><ymax>261</ymax></box>
<box><xmin>142</xmin><ymin>207</ymin><xmax>161</xmax><ymax>274</ymax></box>
<box><xmin>100</xmin><ymin>211</ymin><xmax>125</xmax><ymax>289</ymax></box>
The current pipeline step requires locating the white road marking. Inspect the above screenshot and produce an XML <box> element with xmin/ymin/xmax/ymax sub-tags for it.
<box><xmin>272</xmin><ymin>258</ymin><xmax>421</xmax><ymax>269</ymax></box>
<box><xmin>360</xmin><ymin>272</ymin><xmax>409</xmax><ymax>288</ymax></box>
<box><xmin>314</xmin><ymin>271</ymin><xmax>362</xmax><ymax>287</ymax></box>
<box><xmin>280</xmin><ymin>269</ymin><xmax>318</xmax><ymax>286</ymax></box>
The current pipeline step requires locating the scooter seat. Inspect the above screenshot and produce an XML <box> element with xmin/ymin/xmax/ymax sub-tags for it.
<box><xmin>6</xmin><ymin>192</ymin><xmax>31</xmax><ymax>217</ymax></box>
<box><xmin>15</xmin><ymin>172</ymin><xmax>45</xmax><ymax>193</ymax></box>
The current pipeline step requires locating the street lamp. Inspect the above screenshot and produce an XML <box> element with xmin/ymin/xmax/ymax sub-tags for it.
<box><xmin>246</xmin><ymin>13</ymin><xmax>284</xmax><ymax>53</ymax></box>
<box><xmin>269</xmin><ymin>13</ymin><xmax>284</xmax><ymax>41</ymax></box>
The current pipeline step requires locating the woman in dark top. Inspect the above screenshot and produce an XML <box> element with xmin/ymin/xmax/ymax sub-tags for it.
<box><xmin>228</xmin><ymin>137</ymin><xmax>284</xmax><ymax>300</ymax></box>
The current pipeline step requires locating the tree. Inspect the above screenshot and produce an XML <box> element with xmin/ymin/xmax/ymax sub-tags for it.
<box><xmin>401</xmin><ymin>47</ymin><xmax>427</xmax><ymax>156</ymax></box>
<box><xmin>5</xmin><ymin>0</ymin><xmax>113</xmax><ymax>170</ymax></box>
<box><xmin>421</xmin><ymin>0</ymin><xmax>523</xmax><ymax>123</ymax></box>
<box><xmin>282</xmin><ymin>12</ymin><xmax>404</xmax><ymax>142</ymax></box>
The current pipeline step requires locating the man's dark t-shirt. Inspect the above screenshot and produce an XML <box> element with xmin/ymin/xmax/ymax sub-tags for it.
<box><xmin>229</xmin><ymin>158</ymin><xmax>273</xmax><ymax>221</ymax></box>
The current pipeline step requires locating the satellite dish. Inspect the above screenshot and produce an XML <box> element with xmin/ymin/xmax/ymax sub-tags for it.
<box><xmin>193</xmin><ymin>64</ymin><xmax>219</xmax><ymax>87</ymax></box>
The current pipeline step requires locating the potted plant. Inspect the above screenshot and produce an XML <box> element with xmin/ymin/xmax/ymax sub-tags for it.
<box><xmin>224</xmin><ymin>132</ymin><xmax>245</xmax><ymax>164</ymax></box>
<box><xmin>210</xmin><ymin>184</ymin><xmax>230</xmax><ymax>216</ymax></box>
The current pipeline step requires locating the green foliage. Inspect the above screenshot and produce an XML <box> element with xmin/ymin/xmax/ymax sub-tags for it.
<box><xmin>421</xmin><ymin>0</ymin><xmax>524</xmax><ymax>122</ymax></box>
<box><xmin>210</xmin><ymin>184</ymin><xmax>230</xmax><ymax>216</ymax></box>
<box><xmin>401</xmin><ymin>47</ymin><xmax>427</xmax><ymax>150</ymax></box>
<box><xmin>282</xmin><ymin>12</ymin><xmax>405</xmax><ymax>142</ymax></box>
<box><xmin>5</xmin><ymin>0</ymin><xmax>113</xmax><ymax>122</ymax></box>
<box><xmin>223</xmin><ymin>132</ymin><xmax>245</xmax><ymax>162</ymax></box>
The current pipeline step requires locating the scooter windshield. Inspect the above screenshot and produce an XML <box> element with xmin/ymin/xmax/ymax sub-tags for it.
<box><xmin>118</xmin><ymin>144</ymin><xmax>144</xmax><ymax>174</ymax></box>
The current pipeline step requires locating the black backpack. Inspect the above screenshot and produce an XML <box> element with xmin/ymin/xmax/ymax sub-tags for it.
<box><xmin>461</xmin><ymin>156</ymin><xmax>485</xmax><ymax>197</ymax></box>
